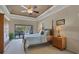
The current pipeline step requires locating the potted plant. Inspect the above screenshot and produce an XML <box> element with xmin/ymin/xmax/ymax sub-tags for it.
<box><xmin>9</xmin><ymin>32</ymin><xmax>14</xmax><ymax>41</ymax></box>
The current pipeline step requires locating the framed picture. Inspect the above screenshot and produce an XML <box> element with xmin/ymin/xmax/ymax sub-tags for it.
<box><xmin>56</xmin><ymin>19</ymin><xmax>65</xmax><ymax>26</ymax></box>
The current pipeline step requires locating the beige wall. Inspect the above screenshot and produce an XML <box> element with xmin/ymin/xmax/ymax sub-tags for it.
<box><xmin>9</xmin><ymin>19</ymin><xmax>38</xmax><ymax>33</ymax></box>
<box><xmin>38</xmin><ymin>5</ymin><xmax>79</xmax><ymax>53</ymax></box>
<box><xmin>39</xmin><ymin>15</ymin><xmax>53</xmax><ymax>29</ymax></box>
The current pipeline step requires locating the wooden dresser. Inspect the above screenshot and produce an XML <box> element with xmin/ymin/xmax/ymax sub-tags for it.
<box><xmin>52</xmin><ymin>36</ymin><xmax>66</xmax><ymax>50</ymax></box>
<box><xmin>0</xmin><ymin>13</ymin><xmax>4</xmax><ymax>53</ymax></box>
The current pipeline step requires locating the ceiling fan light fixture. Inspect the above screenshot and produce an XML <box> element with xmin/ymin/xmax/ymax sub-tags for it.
<box><xmin>27</xmin><ymin>9</ymin><xmax>33</xmax><ymax>13</ymax></box>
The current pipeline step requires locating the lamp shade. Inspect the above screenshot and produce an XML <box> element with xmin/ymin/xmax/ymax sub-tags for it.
<box><xmin>56</xmin><ymin>26</ymin><xmax>62</xmax><ymax>31</ymax></box>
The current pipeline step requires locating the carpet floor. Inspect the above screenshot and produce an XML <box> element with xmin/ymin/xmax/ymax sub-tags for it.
<box><xmin>4</xmin><ymin>39</ymin><xmax>73</xmax><ymax>54</ymax></box>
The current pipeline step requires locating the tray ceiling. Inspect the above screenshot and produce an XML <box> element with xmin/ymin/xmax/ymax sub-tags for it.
<box><xmin>6</xmin><ymin>5</ymin><xmax>52</xmax><ymax>18</ymax></box>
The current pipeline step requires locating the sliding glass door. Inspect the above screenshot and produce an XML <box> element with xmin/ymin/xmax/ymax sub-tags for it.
<box><xmin>15</xmin><ymin>24</ymin><xmax>33</xmax><ymax>39</ymax></box>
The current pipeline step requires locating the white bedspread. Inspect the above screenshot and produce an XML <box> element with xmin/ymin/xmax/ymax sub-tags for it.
<box><xmin>24</xmin><ymin>33</ymin><xmax>48</xmax><ymax>48</ymax></box>
<box><xmin>24</xmin><ymin>33</ymin><xmax>41</xmax><ymax>38</ymax></box>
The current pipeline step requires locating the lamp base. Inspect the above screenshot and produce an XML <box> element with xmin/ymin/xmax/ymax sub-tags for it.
<box><xmin>57</xmin><ymin>33</ymin><xmax>61</xmax><ymax>37</ymax></box>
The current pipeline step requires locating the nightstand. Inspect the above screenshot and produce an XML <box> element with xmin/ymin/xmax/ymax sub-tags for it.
<box><xmin>52</xmin><ymin>36</ymin><xmax>66</xmax><ymax>50</ymax></box>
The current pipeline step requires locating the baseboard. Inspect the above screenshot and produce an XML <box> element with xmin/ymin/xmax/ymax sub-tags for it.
<box><xmin>66</xmin><ymin>49</ymin><xmax>77</xmax><ymax>54</ymax></box>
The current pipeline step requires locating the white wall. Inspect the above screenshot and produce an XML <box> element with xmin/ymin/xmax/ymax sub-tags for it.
<box><xmin>38</xmin><ymin>5</ymin><xmax>79</xmax><ymax>53</ymax></box>
<box><xmin>4</xmin><ymin>19</ymin><xmax>9</xmax><ymax>46</ymax></box>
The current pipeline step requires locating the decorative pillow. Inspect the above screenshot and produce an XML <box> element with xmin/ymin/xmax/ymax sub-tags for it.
<box><xmin>40</xmin><ymin>31</ymin><xmax>44</xmax><ymax>35</ymax></box>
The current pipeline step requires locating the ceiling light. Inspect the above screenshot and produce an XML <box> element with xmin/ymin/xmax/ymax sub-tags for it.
<box><xmin>27</xmin><ymin>8</ymin><xmax>33</xmax><ymax>13</ymax></box>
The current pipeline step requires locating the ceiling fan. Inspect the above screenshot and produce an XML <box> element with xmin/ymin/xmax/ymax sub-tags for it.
<box><xmin>21</xmin><ymin>5</ymin><xmax>39</xmax><ymax>14</ymax></box>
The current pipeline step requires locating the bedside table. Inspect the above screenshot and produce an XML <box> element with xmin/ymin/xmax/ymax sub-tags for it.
<box><xmin>52</xmin><ymin>36</ymin><xmax>66</xmax><ymax>50</ymax></box>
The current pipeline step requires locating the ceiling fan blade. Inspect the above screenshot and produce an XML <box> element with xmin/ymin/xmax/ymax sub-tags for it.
<box><xmin>33</xmin><ymin>11</ymin><xmax>39</xmax><ymax>13</ymax></box>
<box><xmin>21</xmin><ymin>5</ymin><xmax>28</xmax><ymax>10</ymax></box>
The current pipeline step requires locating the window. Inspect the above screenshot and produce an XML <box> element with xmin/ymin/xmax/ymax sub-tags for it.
<box><xmin>15</xmin><ymin>24</ymin><xmax>33</xmax><ymax>39</ymax></box>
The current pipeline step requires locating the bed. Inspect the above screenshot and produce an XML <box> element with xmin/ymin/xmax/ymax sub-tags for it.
<box><xmin>23</xmin><ymin>31</ymin><xmax>49</xmax><ymax>49</ymax></box>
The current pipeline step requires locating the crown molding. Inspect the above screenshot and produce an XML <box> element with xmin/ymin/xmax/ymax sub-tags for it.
<box><xmin>36</xmin><ymin>5</ymin><xmax>70</xmax><ymax>21</ymax></box>
<box><xmin>2</xmin><ymin>5</ymin><xmax>10</xmax><ymax>14</ymax></box>
<box><xmin>0</xmin><ymin>5</ymin><xmax>10</xmax><ymax>21</ymax></box>
<box><xmin>9</xmin><ymin>14</ymin><xmax>36</xmax><ymax>21</ymax></box>
<box><xmin>4</xmin><ymin>15</ymin><xmax>10</xmax><ymax>21</ymax></box>
<box><xmin>1</xmin><ymin>5</ymin><xmax>37</xmax><ymax>21</ymax></box>
<box><xmin>1</xmin><ymin>5</ymin><xmax>70</xmax><ymax>22</ymax></box>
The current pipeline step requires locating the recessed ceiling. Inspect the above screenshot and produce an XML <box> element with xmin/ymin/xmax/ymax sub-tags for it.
<box><xmin>6</xmin><ymin>5</ymin><xmax>52</xmax><ymax>18</ymax></box>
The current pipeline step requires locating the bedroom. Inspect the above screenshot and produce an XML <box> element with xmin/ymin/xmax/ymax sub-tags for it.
<box><xmin>0</xmin><ymin>5</ymin><xmax>79</xmax><ymax>54</ymax></box>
